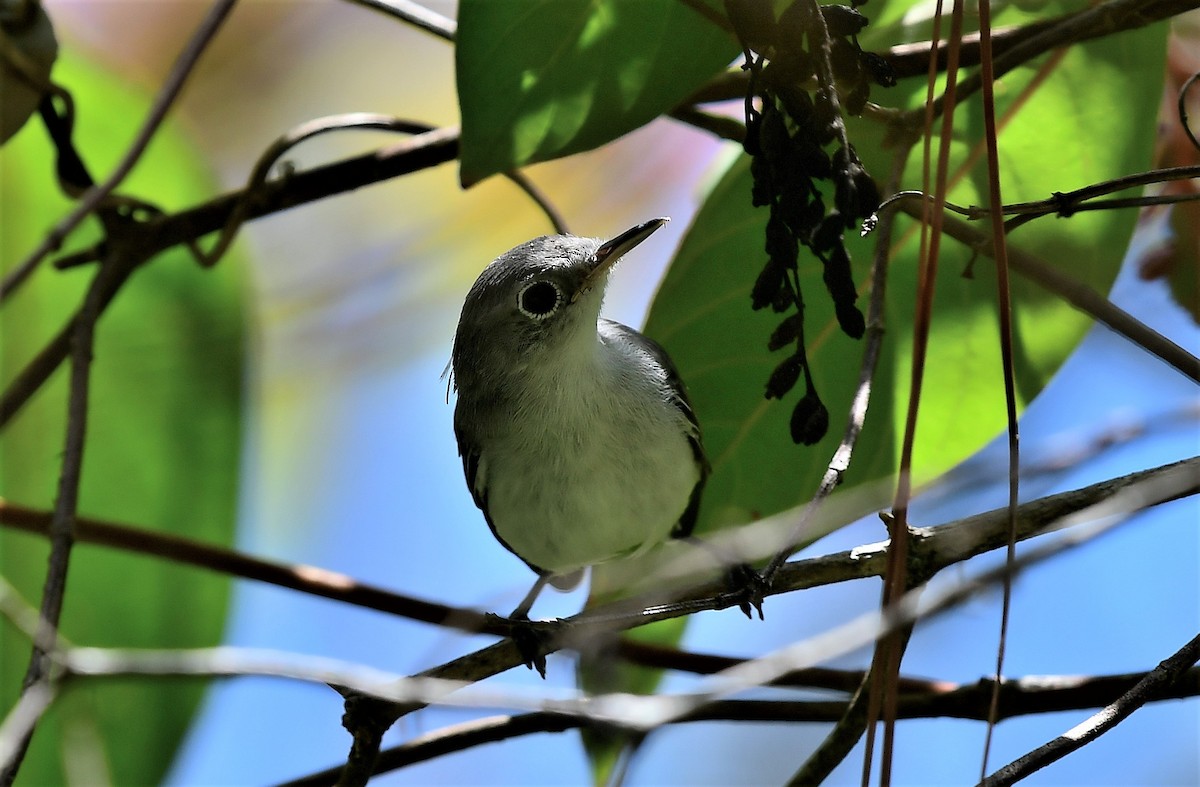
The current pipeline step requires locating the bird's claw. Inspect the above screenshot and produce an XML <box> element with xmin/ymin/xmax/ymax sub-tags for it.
<box><xmin>726</xmin><ymin>564</ymin><xmax>768</xmax><ymax>620</ymax></box>
<box><xmin>488</xmin><ymin>611</ymin><xmax>557</xmax><ymax>678</ymax></box>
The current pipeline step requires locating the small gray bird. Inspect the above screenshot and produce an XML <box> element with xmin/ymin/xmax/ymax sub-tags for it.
<box><xmin>451</xmin><ymin>218</ymin><xmax>709</xmax><ymax>620</ymax></box>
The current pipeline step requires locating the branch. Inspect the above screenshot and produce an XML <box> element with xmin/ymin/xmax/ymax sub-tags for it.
<box><xmin>0</xmin><ymin>244</ymin><xmax>111</xmax><ymax>785</ymax></box>
<box><xmin>2</xmin><ymin>457</ymin><xmax>1196</xmax><ymax>675</ymax></box>
<box><xmin>0</xmin><ymin>500</ymin><xmax>499</xmax><ymax>635</ymax></box>
<box><xmin>923</xmin><ymin>0</ymin><xmax>1189</xmax><ymax>121</ymax></box>
<box><xmin>681</xmin><ymin>0</ymin><xmax>1194</xmax><ymax>106</ymax></box>
<box><xmin>342</xmin><ymin>0</ymin><xmax>456</xmax><ymax>41</ymax></box>
<box><xmin>0</xmin><ymin>459</ymin><xmax>1194</xmax><ymax>782</ymax></box>
<box><xmin>981</xmin><ymin>632</ymin><xmax>1200</xmax><ymax>786</ymax></box>
<box><xmin>282</xmin><ymin>667</ymin><xmax>1200</xmax><ymax>786</ymax></box>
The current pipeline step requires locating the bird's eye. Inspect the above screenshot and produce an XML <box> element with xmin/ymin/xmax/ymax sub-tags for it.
<box><xmin>517</xmin><ymin>281</ymin><xmax>562</xmax><ymax>320</ymax></box>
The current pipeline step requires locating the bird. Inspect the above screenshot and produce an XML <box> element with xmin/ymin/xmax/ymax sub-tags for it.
<box><xmin>449</xmin><ymin>218</ymin><xmax>709</xmax><ymax>631</ymax></box>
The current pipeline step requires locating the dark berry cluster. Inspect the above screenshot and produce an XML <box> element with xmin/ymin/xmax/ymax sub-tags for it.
<box><xmin>725</xmin><ymin>0</ymin><xmax>892</xmax><ymax>445</ymax></box>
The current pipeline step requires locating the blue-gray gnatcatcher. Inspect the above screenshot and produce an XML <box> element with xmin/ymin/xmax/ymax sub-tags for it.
<box><xmin>451</xmin><ymin>218</ymin><xmax>709</xmax><ymax>620</ymax></box>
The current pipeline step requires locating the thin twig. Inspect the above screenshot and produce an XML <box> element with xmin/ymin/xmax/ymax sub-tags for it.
<box><xmin>342</xmin><ymin>0</ymin><xmax>455</xmax><ymax>41</ymax></box>
<box><xmin>869</xmin><ymin>165</ymin><xmax>1200</xmax><ymax>225</ymax></box>
<box><xmin>0</xmin><ymin>247</ymin><xmax>110</xmax><ymax>785</ymax></box>
<box><xmin>0</xmin><ymin>0</ymin><xmax>237</xmax><ymax>302</ymax></box>
<box><xmin>974</xmin><ymin>0</ymin><xmax>1021</xmax><ymax>775</ymax></box>
<box><xmin>780</xmin><ymin>140</ymin><xmax>917</xmax><ymax>787</ymax></box>
<box><xmin>667</xmin><ymin>106</ymin><xmax>747</xmax><ymax>143</ymax></box>
<box><xmin>921</xmin><ymin>0</ymin><xmax>1194</xmax><ymax>123</ymax></box>
<box><xmin>354</xmin><ymin>458</ymin><xmax>1200</xmax><ymax>735</ymax></box>
<box><xmin>980</xmin><ymin>631</ymin><xmax>1200</xmax><ymax>787</ymax></box>
<box><xmin>0</xmin><ymin>499</ymin><xmax>499</xmax><ymax>634</ymax></box>
<box><xmin>503</xmin><ymin>170</ymin><xmax>570</xmax><ymax>235</ymax></box>
<box><xmin>870</xmin><ymin>2</ymin><xmax>966</xmax><ymax>780</ymax></box>
<box><xmin>0</xmin><ymin>463</ymin><xmax>1188</xmax><ymax>784</ymax></box>
<box><xmin>788</xmin><ymin>679</ymin><xmax>872</xmax><ymax>785</ymax></box>
<box><xmin>284</xmin><ymin>665</ymin><xmax>1200</xmax><ymax>786</ymax></box>
<box><xmin>683</xmin><ymin>0</ymin><xmax>1196</xmax><ymax>106</ymax></box>
<box><xmin>194</xmin><ymin>114</ymin><xmax>440</xmax><ymax>268</ymax></box>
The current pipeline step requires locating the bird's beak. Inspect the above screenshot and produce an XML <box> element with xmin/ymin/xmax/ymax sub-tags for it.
<box><xmin>573</xmin><ymin>217</ymin><xmax>669</xmax><ymax>302</ymax></box>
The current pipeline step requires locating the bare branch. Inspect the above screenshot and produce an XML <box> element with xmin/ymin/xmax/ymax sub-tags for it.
<box><xmin>284</xmin><ymin>667</ymin><xmax>1200</xmax><ymax>785</ymax></box>
<box><xmin>981</xmin><ymin>632</ymin><xmax>1200</xmax><ymax>786</ymax></box>
<box><xmin>342</xmin><ymin>0</ymin><xmax>456</xmax><ymax>41</ymax></box>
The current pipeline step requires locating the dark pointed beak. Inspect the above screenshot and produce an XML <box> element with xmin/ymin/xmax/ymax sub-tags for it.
<box><xmin>573</xmin><ymin>217</ymin><xmax>669</xmax><ymax>301</ymax></box>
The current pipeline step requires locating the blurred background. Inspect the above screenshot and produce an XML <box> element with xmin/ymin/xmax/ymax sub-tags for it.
<box><xmin>21</xmin><ymin>1</ymin><xmax>1200</xmax><ymax>783</ymax></box>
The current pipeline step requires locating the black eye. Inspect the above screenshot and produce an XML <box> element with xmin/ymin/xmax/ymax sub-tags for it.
<box><xmin>518</xmin><ymin>281</ymin><xmax>562</xmax><ymax>319</ymax></box>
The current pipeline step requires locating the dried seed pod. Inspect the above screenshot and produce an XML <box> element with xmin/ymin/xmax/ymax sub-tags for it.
<box><xmin>768</xmin><ymin>313</ymin><xmax>803</xmax><ymax>351</ymax></box>
<box><xmin>751</xmin><ymin>255</ymin><xmax>787</xmax><ymax>310</ymax></box>
<box><xmin>836</xmin><ymin>301</ymin><xmax>866</xmax><ymax>339</ymax></box>
<box><xmin>821</xmin><ymin>4</ymin><xmax>869</xmax><ymax>37</ymax></box>
<box><xmin>853</xmin><ymin>166</ymin><xmax>881</xmax><ymax>218</ymax></box>
<box><xmin>810</xmin><ymin>211</ymin><xmax>844</xmax><ymax>253</ymax></box>
<box><xmin>790</xmin><ymin>389</ymin><xmax>830</xmax><ymax>445</ymax></box>
<box><xmin>776</xmin><ymin>0</ymin><xmax>816</xmax><ymax>45</ymax></box>
<box><xmin>750</xmin><ymin>151</ymin><xmax>774</xmax><ymax>206</ymax></box>
<box><xmin>844</xmin><ymin>80</ymin><xmax>871</xmax><ymax>116</ymax></box>
<box><xmin>766</xmin><ymin>353</ymin><xmax>804</xmax><ymax>399</ymax></box>
<box><xmin>830</xmin><ymin>37</ymin><xmax>862</xmax><ymax>83</ymax></box>
<box><xmin>861</xmin><ymin>51</ymin><xmax>897</xmax><ymax>87</ymax></box>
<box><xmin>766</xmin><ymin>210</ymin><xmax>798</xmax><ymax>268</ymax></box>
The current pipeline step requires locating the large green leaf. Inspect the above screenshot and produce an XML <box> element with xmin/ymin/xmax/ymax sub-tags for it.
<box><xmin>582</xmin><ymin>15</ymin><xmax>1166</xmax><ymax>781</ymax></box>
<box><xmin>456</xmin><ymin>0</ymin><xmax>738</xmax><ymax>185</ymax></box>
<box><xmin>0</xmin><ymin>53</ymin><xmax>242</xmax><ymax>785</ymax></box>
<box><xmin>646</xmin><ymin>16</ymin><xmax>1166</xmax><ymax>539</ymax></box>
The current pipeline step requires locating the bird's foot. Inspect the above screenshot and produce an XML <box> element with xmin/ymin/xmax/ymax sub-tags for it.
<box><xmin>725</xmin><ymin>564</ymin><xmax>768</xmax><ymax>620</ymax></box>
<box><xmin>487</xmin><ymin>611</ymin><xmax>560</xmax><ymax>678</ymax></box>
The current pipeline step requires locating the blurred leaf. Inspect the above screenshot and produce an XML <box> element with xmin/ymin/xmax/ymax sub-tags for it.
<box><xmin>0</xmin><ymin>52</ymin><xmax>242</xmax><ymax>785</ymax></box>
<box><xmin>456</xmin><ymin>0</ymin><xmax>737</xmax><ymax>185</ymax></box>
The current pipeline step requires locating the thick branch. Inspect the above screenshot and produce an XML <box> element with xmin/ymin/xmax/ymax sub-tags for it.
<box><xmin>2</xmin><ymin>457</ymin><xmax>1196</xmax><ymax>666</ymax></box>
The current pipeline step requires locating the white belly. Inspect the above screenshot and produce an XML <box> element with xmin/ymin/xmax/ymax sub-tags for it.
<box><xmin>479</xmin><ymin>345</ymin><xmax>700</xmax><ymax>574</ymax></box>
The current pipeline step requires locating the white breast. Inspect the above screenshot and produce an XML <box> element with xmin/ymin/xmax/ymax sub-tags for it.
<box><xmin>478</xmin><ymin>332</ymin><xmax>700</xmax><ymax>575</ymax></box>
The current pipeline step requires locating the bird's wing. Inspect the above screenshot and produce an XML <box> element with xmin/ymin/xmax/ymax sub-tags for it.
<box><xmin>454</xmin><ymin>411</ymin><xmax>570</xmax><ymax>581</ymax></box>
<box><xmin>599</xmin><ymin>319</ymin><xmax>710</xmax><ymax>538</ymax></box>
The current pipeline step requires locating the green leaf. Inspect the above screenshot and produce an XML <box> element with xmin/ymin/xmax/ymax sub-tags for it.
<box><xmin>648</xmin><ymin>17</ymin><xmax>1167</xmax><ymax>536</ymax></box>
<box><xmin>456</xmin><ymin>0</ymin><xmax>738</xmax><ymax>185</ymax></box>
<box><xmin>582</xmin><ymin>22</ymin><xmax>1166</xmax><ymax>775</ymax></box>
<box><xmin>0</xmin><ymin>52</ymin><xmax>242</xmax><ymax>785</ymax></box>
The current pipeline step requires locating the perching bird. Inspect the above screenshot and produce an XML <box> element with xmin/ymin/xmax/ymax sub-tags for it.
<box><xmin>450</xmin><ymin>218</ymin><xmax>709</xmax><ymax>623</ymax></box>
